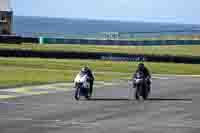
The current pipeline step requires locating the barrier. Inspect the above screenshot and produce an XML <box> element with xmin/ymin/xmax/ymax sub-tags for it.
<box><xmin>0</xmin><ymin>49</ymin><xmax>200</xmax><ymax>64</ymax></box>
<box><xmin>22</xmin><ymin>37</ymin><xmax>39</xmax><ymax>43</ymax></box>
<box><xmin>0</xmin><ymin>35</ymin><xmax>39</xmax><ymax>44</ymax></box>
<box><xmin>0</xmin><ymin>35</ymin><xmax>200</xmax><ymax>46</ymax></box>
<box><xmin>0</xmin><ymin>35</ymin><xmax>22</xmax><ymax>44</ymax></box>
<box><xmin>38</xmin><ymin>37</ymin><xmax>200</xmax><ymax>46</ymax></box>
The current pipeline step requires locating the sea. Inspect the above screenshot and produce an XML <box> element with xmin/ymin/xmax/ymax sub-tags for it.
<box><xmin>12</xmin><ymin>16</ymin><xmax>200</xmax><ymax>38</ymax></box>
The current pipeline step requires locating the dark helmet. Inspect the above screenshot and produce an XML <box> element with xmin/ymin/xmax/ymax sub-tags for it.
<box><xmin>138</xmin><ymin>63</ymin><xmax>145</xmax><ymax>70</ymax></box>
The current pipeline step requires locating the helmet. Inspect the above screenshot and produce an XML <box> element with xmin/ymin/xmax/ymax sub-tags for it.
<box><xmin>81</xmin><ymin>66</ymin><xmax>89</xmax><ymax>73</ymax></box>
<box><xmin>138</xmin><ymin>63</ymin><xmax>144</xmax><ymax>70</ymax></box>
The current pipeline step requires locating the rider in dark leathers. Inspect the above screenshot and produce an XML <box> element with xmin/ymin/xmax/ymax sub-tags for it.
<box><xmin>81</xmin><ymin>66</ymin><xmax>94</xmax><ymax>96</ymax></box>
<box><xmin>133</xmin><ymin>63</ymin><xmax>151</xmax><ymax>92</ymax></box>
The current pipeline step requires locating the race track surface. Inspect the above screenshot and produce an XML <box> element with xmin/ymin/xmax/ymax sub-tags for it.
<box><xmin>0</xmin><ymin>76</ymin><xmax>199</xmax><ymax>133</ymax></box>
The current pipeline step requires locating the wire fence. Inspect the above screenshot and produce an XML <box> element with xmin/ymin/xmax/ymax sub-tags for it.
<box><xmin>17</xmin><ymin>31</ymin><xmax>200</xmax><ymax>41</ymax></box>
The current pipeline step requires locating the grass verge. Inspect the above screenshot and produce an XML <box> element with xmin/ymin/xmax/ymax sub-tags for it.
<box><xmin>0</xmin><ymin>57</ymin><xmax>200</xmax><ymax>88</ymax></box>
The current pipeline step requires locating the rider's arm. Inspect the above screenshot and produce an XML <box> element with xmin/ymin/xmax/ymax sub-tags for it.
<box><xmin>88</xmin><ymin>70</ymin><xmax>94</xmax><ymax>80</ymax></box>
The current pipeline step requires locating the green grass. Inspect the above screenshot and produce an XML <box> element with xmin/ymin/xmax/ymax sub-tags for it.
<box><xmin>0</xmin><ymin>43</ymin><xmax>200</xmax><ymax>57</ymax></box>
<box><xmin>0</xmin><ymin>57</ymin><xmax>200</xmax><ymax>88</ymax></box>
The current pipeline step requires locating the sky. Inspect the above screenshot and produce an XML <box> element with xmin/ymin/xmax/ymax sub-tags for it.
<box><xmin>12</xmin><ymin>0</ymin><xmax>199</xmax><ymax>24</ymax></box>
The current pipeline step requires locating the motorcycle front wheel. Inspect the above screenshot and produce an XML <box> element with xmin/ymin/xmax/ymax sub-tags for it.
<box><xmin>142</xmin><ymin>87</ymin><xmax>148</xmax><ymax>100</ymax></box>
<box><xmin>85</xmin><ymin>88</ymin><xmax>91</xmax><ymax>100</ymax></box>
<box><xmin>135</xmin><ymin>87</ymin><xmax>140</xmax><ymax>100</ymax></box>
<box><xmin>75</xmin><ymin>87</ymin><xmax>81</xmax><ymax>101</ymax></box>
<box><xmin>85</xmin><ymin>95</ymin><xmax>91</xmax><ymax>100</ymax></box>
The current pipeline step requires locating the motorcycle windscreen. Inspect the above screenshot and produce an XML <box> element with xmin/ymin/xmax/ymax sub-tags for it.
<box><xmin>136</xmin><ymin>72</ymin><xmax>144</xmax><ymax>79</ymax></box>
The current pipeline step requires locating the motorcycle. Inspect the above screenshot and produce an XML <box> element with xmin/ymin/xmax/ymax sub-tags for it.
<box><xmin>133</xmin><ymin>72</ymin><xmax>150</xmax><ymax>100</ymax></box>
<box><xmin>74</xmin><ymin>72</ymin><xmax>91</xmax><ymax>100</ymax></box>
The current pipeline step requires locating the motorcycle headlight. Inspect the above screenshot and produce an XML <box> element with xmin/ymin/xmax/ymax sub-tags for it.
<box><xmin>83</xmin><ymin>82</ymin><xmax>90</xmax><ymax>88</ymax></box>
<box><xmin>135</xmin><ymin>79</ymin><xmax>141</xmax><ymax>83</ymax></box>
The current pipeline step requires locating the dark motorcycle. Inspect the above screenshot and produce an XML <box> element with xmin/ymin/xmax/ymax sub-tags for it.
<box><xmin>133</xmin><ymin>72</ymin><xmax>150</xmax><ymax>100</ymax></box>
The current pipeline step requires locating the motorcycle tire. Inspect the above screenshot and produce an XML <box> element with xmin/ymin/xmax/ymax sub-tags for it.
<box><xmin>142</xmin><ymin>88</ymin><xmax>148</xmax><ymax>100</ymax></box>
<box><xmin>85</xmin><ymin>95</ymin><xmax>91</xmax><ymax>100</ymax></box>
<box><xmin>135</xmin><ymin>88</ymin><xmax>140</xmax><ymax>100</ymax></box>
<box><xmin>75</xmin><ymin>87</ymin><xmax>80</xmax><ymax>101</ymax></box>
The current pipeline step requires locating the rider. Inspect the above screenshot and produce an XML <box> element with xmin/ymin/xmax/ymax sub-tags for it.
<box><xmin>81</xmin><ymin>66</ymin><xmax>94</xmax><ymax>96</ymax></box>
<box><xmin>133</xmin><ymin>63</ymin><xmax>151</xmax><ymax>91</ymax></box>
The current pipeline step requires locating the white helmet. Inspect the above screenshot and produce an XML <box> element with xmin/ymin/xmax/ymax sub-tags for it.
<box><xmin>81</xmin><ymin>66</ymin><xmax>89</xmax><ymax>73</ymax></box>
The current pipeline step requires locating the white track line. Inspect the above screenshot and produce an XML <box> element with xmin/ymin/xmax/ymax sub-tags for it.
<box><xmin>153</xmin><ymin>74</ymin><xmax>200</xmax><ymax>77</ymax></box>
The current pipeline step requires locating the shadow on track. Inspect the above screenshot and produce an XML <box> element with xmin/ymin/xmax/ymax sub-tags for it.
<box><xmin>89</xmin><ymin>98</ymin><xmax>192</xmax><ymax>101</ymax></box>
<box><xmin>147</xmin><ymin>98</ymin><xmax>192</xmax><ymax>101</ymax></box>
<box><xmin>90</xmin><ymin>98</ymin><xmax>129</xmax><ymax>101</ymax></box>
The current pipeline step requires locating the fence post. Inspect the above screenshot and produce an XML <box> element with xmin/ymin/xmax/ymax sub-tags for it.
<box><xmin>39</xmin><ymin>37</ymin><xmax>44</xmax><ymax>44</ymax></box>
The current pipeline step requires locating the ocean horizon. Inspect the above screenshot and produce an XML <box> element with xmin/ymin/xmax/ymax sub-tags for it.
<box><xmin>12</xmin><ymin>16</ymin><xmax>200</xmax><ymax>38</ymax></box>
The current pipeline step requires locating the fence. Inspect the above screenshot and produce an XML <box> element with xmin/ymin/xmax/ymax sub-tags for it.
<box><xmin>39</xmin><ymin>37</ymin><xmax>200</xmax><ymax>45</ymax></box>
<box><xmin>1</xmin><ymin>35</ymin><xmax>200</xmax><ymax>45</ymax></box>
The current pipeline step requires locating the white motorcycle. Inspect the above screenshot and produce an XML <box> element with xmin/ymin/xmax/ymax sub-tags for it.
<box><xmin>74</xmin><ymin>72</ymin><xmax>91</xmax><ymax>100</ymax></box>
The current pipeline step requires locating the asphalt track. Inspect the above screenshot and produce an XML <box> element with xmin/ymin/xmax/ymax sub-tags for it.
<box><xmin>0</xmin><ymin>76</ymin><xmax>199</xmax><ymax>133</ymax></box>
